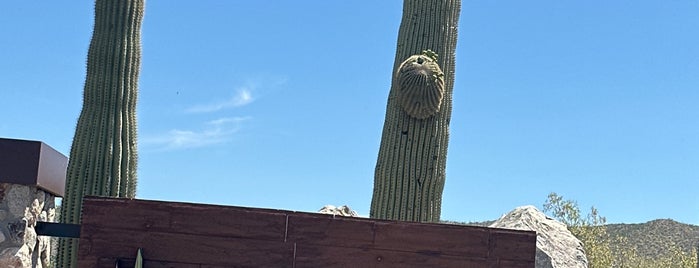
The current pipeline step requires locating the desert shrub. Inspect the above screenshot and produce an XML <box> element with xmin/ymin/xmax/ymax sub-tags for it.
<box><xmin>544</xmin><ymin>192</ymin><xmax>697</xmax><ymax>268</ymax></box>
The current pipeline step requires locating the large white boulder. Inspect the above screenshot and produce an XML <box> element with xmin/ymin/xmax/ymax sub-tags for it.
<box><xmin>490</xmin><ymin>205</ymin><xmax>588</xmax><ymax>268</ymax></box>
<box><xmin>318</xmin><ymin>205</ymin><xmax>358</xmax><ymax>217</ymax></box>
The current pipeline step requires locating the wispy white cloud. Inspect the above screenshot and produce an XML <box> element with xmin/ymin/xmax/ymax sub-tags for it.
<box><xmin>184</xmin><ymin>76</ymin><xmax>289</xmax><ymax>114</ymax></box>
<box><xmin>143</xmin><ymin>75</ymin><xmax>287</xmax><ymax>151</ymax></box>
<box><xmin>142</xmin><ymin>117</ymin><xmax>251</xmax><ymax>151</ymax></box>
<box><xmin>186</xmin><ymin>88</ymin><xmax>254</xmax><ymax>114</ymax></box>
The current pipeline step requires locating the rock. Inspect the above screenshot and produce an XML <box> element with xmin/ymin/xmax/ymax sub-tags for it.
<box><xmin>6</xmin><ymin>186</ymin><xmax>31</xmax><ymax>218</ymax></box>
<box><xmin>7</xmin><ymin>218</ymin><xmax>28</xmax><ymax>245</ymax></box>
<box><xmin>0</xmin><ymin>246</ymin><xmax>31</xmax><ymax>268</ymax></box>
<box><xmin>489</xmin><ymin>205</ymin><xmax>588</xmax><ymax>268</ymax></box>
<box><xmin>35</xmin><ymin>235</ymin><xmax>51</xmax><ymax>268</ymax></box>
<box><xmin>0</xmin><ymin>183</ymin><xmax>57</xmax><ymax>268</ymax></box>
<box><xmin>318</xmin><ymin>205</ymin><xmax>358</xmax><ymax>217</ymax></box>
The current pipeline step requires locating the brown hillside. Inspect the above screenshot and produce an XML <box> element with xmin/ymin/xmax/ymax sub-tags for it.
<box><xmin>604</xmin><ymin>219</ymin><xmax>699</xmax><ymax>258</ymax></box>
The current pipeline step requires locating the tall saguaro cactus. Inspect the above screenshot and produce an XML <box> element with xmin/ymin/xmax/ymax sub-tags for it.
<box><xmin>58</xmin><ymin>0</ymin><xmax>144</xmax><ymax>266</ymax></box>
<box><xmin>371</xmin><ymin>0</ymin><xmax>460</xmax><ymax>222</ymax></box>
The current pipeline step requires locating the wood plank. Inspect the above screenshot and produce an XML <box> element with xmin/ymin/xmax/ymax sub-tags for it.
<box><xmin>489</xmin><ymin>228</ymin><xmax>537</xmax><ymax>261</ymax></box>
<box><xmin>372</xmin><ymin>221</ymin><xmax>491</xmax><ymax>258</ymax></box>
<box><xmin>286</xmin><ymin>213</ymin><xmax>376</xmax><ymax>248</ymax></box>
<box><xmin>77</xmin><ymin>197</ymin><xmax>536</xmax><ymax>267</ymax></box>
<box><xmin>489</xmin><ymin>259</ymin><xmax>537</xmax><ymax>268</ymax></box>
<box><xmin>108</xmin><ymin>258</ymin><xmax>232</xmax><ymax>268</ymax></box>
<box><xmin>81</xmin><ymin>197</ymin><xmax>287</xmax><ymax>241</ymax></box>
<box><xmin>293</xmin><ymin>244</ymin><xmax>490</xmax><ymax>268</ymax></box>
<box><xmin>78</xmin><ymin>226</ymin><xmax>294</xmax><ymax>267</ymax></box>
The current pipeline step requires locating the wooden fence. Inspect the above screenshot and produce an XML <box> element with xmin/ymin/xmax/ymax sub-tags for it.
<box><xmin>77</xmin><ymin>197</ymin><xmax>536</xmax><ymax>267</ymax></box>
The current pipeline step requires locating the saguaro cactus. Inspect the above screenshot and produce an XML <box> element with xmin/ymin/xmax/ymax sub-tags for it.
<box><xmin>371</xmin><ymin>0</ymin><xmax>460</xmax><ymax>222</ymax></box>
<box><xmin>58</xmin><ymin>0</ymin><xmax>144</xmax><ymax>266</ymax></box>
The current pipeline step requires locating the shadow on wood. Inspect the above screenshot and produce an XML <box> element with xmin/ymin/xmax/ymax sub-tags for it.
<box><xmin>77</xmin><ymin>197</ymin><xmax>536</xmax><ymax>267</ymax></box>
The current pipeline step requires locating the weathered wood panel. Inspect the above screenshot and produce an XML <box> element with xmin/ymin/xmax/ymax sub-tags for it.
<box><xmin>79</xmin><ymin>227</ymin><xmax>294</xmax><ymax>267</ymax></box>
<box><xmin>77</xmin><ymin>197</ymin><xmax>536</xmax><ymax>268</ymax></box>
<box><xmin>293</xmin><ymin>244</ymin><xmax>490</xmax><ymax>268</ymax></box>
<box><xmin>490</xmin><ymin>228</ymin><xmax>539</xmax><ymax>261</ymax></box>
<box><xmin>372</xmin><ymin>221</ymin><xmax>492</xmax><ymax>257</ymax></box>
<box><xmin>286</xmin><ymin>213</ymin><xmax>377</xmax><ymax>247</ymax></box>
<box><xmin>80</xmin><ymin>196</ymin><xmax>288</xmax><ymax>240</ymax></box>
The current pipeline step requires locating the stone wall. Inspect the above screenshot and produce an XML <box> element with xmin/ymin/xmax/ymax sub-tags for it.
<box><xmin>0</xmin><ymin>183</ymin><xmax>57</xmax><ymax>268</ymax></box>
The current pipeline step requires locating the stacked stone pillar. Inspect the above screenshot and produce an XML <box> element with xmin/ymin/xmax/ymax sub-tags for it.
<box><xmin>0</xmin><ymin>138</ymin><xmax>67</xmax><ymax>268</ymax></box>
<box><xmin>0</xmin><ymin>184</ymin><xmax>57</xmax><ymax>267</ymax></box>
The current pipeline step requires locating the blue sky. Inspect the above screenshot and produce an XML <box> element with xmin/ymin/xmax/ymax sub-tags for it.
<box><xmin>1</xmin><ymin>1</ymin><xmax>697</xmax><ymax>224</ymax></box>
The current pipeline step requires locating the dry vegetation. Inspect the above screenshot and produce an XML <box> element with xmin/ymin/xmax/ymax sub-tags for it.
<box><xmin>545</xmin><ymin>193</ymin><xmax>698</xmax><ymax>268</ymax></box>
<box><xmin>445</xmin><ymin>193</ymin><xmax>699</xmax><ymax>267</ymax></box>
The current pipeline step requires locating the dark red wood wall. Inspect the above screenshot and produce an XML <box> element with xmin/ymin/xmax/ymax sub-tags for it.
<box><xmin>77</xmin><ymin>197</ymin><xmax>536</xmax><ymax>267</ymax></box>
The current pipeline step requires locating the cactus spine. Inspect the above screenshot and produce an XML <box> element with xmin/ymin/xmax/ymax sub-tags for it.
<box><xmin>58</xmin><ymin>0</ymin><xmax>144</xmax><ymax>266</ymax></box>
<box><xmin>370</xmin><ymin>0</ymin><xmax>460</xmax><ymax>222</ymax></box>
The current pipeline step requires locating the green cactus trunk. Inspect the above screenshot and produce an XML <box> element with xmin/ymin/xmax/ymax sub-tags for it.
<box><xmin>370</xmin><ymin>0</ymin><xmax>460</xmax><ymax>222</ymax></box>
<box><xmin>58</xmin><ymin>0</ymin><xmax>144</xmax><ymax>266</ymax></box>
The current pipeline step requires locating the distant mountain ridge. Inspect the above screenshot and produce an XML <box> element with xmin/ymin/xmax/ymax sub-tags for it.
<box><xmin>445</xmin><ymin>218</ymin><xmax>699</xmax><ymax>259</ymax></box>
<box><xmin>606</xmin><ymin>219</ymin><xmax>699</xmax><ymax>258</ymax></box>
